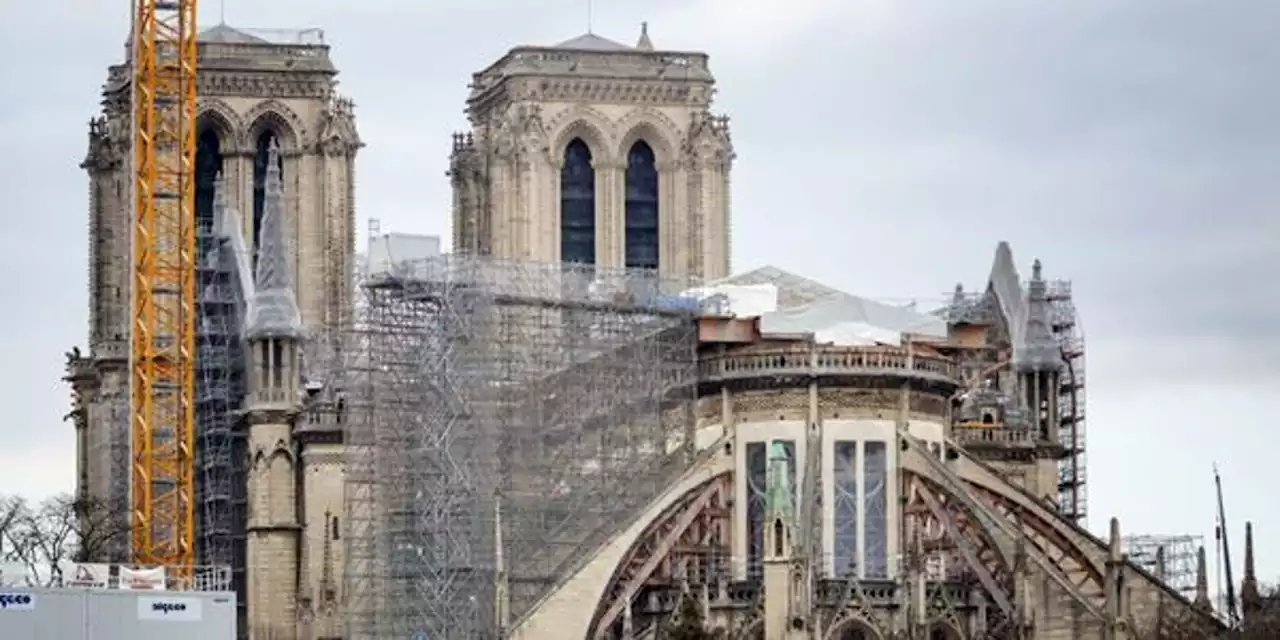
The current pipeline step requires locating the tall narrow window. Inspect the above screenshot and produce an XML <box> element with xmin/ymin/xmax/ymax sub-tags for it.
<box><xmin>559</xmin><ymin>138</ymin><xmax>596</xmax><ymax>265</ymax></box>
<box><xmin>833</xmin><ymin>440</ymin><xmax>858</xmax><ymax>577</ymax></box>
<box><xmin>746</xmin><ymin>440</ymin><xmax>795</xmax><ymax>576</ymax></box>
<box><xmin>863</xmin><ymin>441</ymin><xmax>889</xmax><ymax>578</ymax></box>
<box><xmin>252</xmin><ymin>130</ymin><xmax>283</xmax><ymax>266</ymax></box>
<box><xmin>195</xmin><ymin>128</ymin><xmax>223</xmax><ymax>234</ymax></box>
<box><xmin>624</xmin><ymin>141</ymin><xmax>659</xmax><ymax>270</ymax></box>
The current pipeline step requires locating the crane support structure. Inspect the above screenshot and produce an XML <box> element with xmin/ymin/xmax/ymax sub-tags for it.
<box><xmin>130</xmin><ymin>0</ymin><xmax>199</xmax><ymax>570</ymax></box>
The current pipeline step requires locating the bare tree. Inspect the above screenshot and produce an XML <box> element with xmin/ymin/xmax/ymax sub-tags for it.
<box><xmin>0</xmin><ymin>493</ymin><xmax>130</xmax><ymax>586</ymax></box>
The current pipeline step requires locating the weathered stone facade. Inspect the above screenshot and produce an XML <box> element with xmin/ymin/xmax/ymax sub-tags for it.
<box><xmin>509</xmin><ymin>322</ymin><xmax>1225</xmax><ymax>639</ymax></box>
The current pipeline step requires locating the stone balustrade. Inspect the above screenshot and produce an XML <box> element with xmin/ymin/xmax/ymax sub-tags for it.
<box><xmin>952</xmin><ymin>425</ymin><xmax>1038</xmax><ymax>447</ymax></box>
<box><xmin>698</xmin><ymin>344</ymin><xmax>958</xmax><ymax>385</ymax></box>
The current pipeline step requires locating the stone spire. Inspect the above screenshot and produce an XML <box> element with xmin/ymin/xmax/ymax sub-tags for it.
<box><xmin>1013</xmin><ymin>259</ymin><xmax>1063</xmax><ymax>372</ymax></box>
<box><xmin>636</xmin><ymin>22</ymin><xmax>654</xmax><ymax>50</ymax></box>
<box><xmin>1194</xmin><ymin>545</ymin><xmax>1212</xmax><ymax>612</ymax></box>
<box><xmin>1242</xmin><ymin>521</ymin><xmax>1261</xmax><ymax>616</ymax></box>
<box><xmin>244</xmin><ymin>137</ymin><xmax>305</xmax><ymax>340</ymax></box>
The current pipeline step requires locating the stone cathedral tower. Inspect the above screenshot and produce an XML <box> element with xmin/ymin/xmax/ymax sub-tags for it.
<box><xmin>72</xmin><ymin>21</ymin><xmax>359</xmax><ymax>640</ymax></box>
<box><xmin>449</xmin><ymin>24</ymin><xmax>735</xmax><ymax>281</ymax></box>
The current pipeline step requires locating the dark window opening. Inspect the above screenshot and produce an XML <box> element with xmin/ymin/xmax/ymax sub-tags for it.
<box><xmin>195</xmin><ymin>128</ymin><xmax>223</xmax><ymax>234</ymax></box>
<box><xmin>559</xmin><ymin>138</ymin><xmax>596</xmax><ymax>265</ymax></box>
<box><xmin>624</xmin><ymin>140</ymin><xmax>659</xmax><ymax>270</ymax></box>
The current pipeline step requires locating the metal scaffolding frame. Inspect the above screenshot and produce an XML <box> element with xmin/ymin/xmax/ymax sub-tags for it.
<box><xmin>344</xmin><ymin>255</ymin><xmax>701</xmax><ymax>638</ymax></box>
<box><xmin>194</xmin><ymin>211</ymin><xmax>249</xmax><ymax>632</ymax></box>
<box><xmin>1123</xmin><ymin>534</ymin><xmax>1203</xmax><ymax>597</ymax></box>
<box><xmin>1047</xmin><ymin>279</ymin><xmax>1087</xmax><ymax>525</ymax></box>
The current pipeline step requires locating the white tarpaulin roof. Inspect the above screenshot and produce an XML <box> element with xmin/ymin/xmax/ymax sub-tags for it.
<box><xmin>702</xmin><ymin>266</ymin><xmax>948</xmax><ymax>346</ymax></box>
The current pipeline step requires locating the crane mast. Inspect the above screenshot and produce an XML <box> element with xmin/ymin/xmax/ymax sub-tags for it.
<box><xmin>130</xmin><ymin>0</ymin><xmax>199</xmax><ymax>571</ymax></box>
<box><xmin>1214</xmin><ymin>464</ymin><xmax>1238</xmax><ymax>625</ymax></box>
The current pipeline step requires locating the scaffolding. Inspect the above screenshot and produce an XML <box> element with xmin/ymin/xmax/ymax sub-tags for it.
<box><xmin>194</xmin><ymin>195</ymin><xmax>250</xmax><ymax>633</ymax></box>
<box><xmin>1123</xmin><ymin>534</ymin><xmax>1203</xmax><ymax>597</ymax></box>
<box><xmin>1047</xmin><ymin>279</ymin><xmax>1087</xmax><ymax>525</ymax></box>
<box><xmin>344</xmin><ymin>255</ymin><xmax>702</xmax><ymax>638</ymax></box>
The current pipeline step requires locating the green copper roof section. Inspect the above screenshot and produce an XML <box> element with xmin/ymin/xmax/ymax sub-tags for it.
<box><xmin>766</xmin><ymin>442</ymin><xmax>794</xmax><ymax>521</ymax></box>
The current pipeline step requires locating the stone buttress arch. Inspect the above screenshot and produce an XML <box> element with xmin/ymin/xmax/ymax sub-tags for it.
<box><xmin>586</xmin><ymin>470</ymin><xmax>733</xmax><ymax>638</ymax></box>
<box><xmin>242</xmin><ymin>99</ymin><xmax>307</xmax><ymax>151</ymax></box>
<box><xmin>509</xmin><ymin>440</ymin><xmax>734</xmax><ymax>639</ymax></box>
<box><xmin>898</xmin><ymin>435</ymin><xmax>1108</xmax><ymax>623</ymax></box>
<box><xmin>824</xmin><ymin>616</ymin><xmax>885</xmax><ymax>640</ymax></box>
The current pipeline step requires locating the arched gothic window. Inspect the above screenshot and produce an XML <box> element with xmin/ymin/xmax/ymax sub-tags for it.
<box><xmin>252</xmin><ymin>130</ymin><xmax>283</xmax><ymax>266</ymax></box>
<box><xmin>624</xmin><ymin>140</ymin><xmax>659</xmax><ymax>270</ymax></box>
<box><xmin>559</xmin><ymin>138</ymin><xmax>596</xmax><ymax>265</ymax></box>
<box><xmin>195</xmin><ymin>128</ymin><xmax>223</xmax><ymax>233</ymax></box>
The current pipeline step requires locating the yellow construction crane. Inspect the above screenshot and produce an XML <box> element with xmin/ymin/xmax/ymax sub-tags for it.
<box><xmin>130</xmin><ymin>0</ymin><xmax>198</xmax><ymax>572</ymax></box>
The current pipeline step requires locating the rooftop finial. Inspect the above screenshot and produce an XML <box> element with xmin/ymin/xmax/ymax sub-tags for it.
<box><xmin>1242</xmin><ymin>521</ymin><xmax>1261</xmax><ymax>616</ymax></box>
<box><xmin>1194</xmin><ymin>545</ymin><xmax>1213</xmax><ymax>611</ymax></box>
<box><xmin>636</xmin><ymin>21</ymin><xmax>654</xmax><ymax>50</ymax></box>
<box><xmin>1032</xmin><ymin>258</ymin><xmax>1043</xmax><ymax>282</ymax></box>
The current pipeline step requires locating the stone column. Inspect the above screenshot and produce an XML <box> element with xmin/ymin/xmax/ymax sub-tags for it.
<box><xmin>657</xmin><ymin>160</ymin><xmax>681</xmax><ymax>282</ymax></box>
<box><xmin>594</xmin><ymin>159</ymin><xmax>623</xmax><ymax>269</ymax></box>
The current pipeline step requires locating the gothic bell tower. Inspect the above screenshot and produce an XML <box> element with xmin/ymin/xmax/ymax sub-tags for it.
<box><xmin>450</xmin><ymin>24</ymin><xmax>735</xmax><ymax>281</ymax></box>
<box><xmin>75</xmin><ymin>23</ymin><xmax>361</xmax><ymax>571</ymax></box>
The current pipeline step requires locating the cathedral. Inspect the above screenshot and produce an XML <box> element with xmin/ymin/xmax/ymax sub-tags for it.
<box><xmin>67</xmin><ymin>15</ymin><xmax>1246</xmax><ymax>640</ymax></box>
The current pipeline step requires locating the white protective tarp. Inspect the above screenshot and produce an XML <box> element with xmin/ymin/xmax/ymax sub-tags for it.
<box><xmin>686</xmin><ymin>283</ymin><xmax>779</xmax><ymax>317</ymax></box>
<box><xmin>759</xmin><ymin>292</ymin><xmax>947</xmax><ymax>346</ymax></box>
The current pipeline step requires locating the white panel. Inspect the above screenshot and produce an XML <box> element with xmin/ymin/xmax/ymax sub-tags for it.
<box><xmin>365</xmin><ymin>232</ymin><xmax>442</xmax><ymax>278</ymax></box>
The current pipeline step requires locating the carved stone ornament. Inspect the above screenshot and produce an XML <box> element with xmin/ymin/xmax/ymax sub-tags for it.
<box><xmin>683</xmin><ymin>110</ymin><xmax>735</xmax><ymax>168</ymax></box>
<box><xmin>317</xmin><ymin>95</ymin><xmax>362</xmax><ymax>156</ymax></box>
<box><xmin>495</xmin><ymin>76</ymin><xmax>714</xmax><ymax>109</ymax></box>
<box><xmin>516</xmin><ymin>104</ymin><xmax>550</xmax><ymax>161</ymax></box>
<box><xmin>82</xmin><ymin>116</ymin><xmax>127</xmax><ymax>171</ymax></box>
<box><xmin>198</xmin><ymin>72</ymin><xmax>331</xmax><ymax>100</ymax></box>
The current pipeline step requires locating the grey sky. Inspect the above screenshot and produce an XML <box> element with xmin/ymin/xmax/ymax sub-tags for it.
<box><xmin>1</xmin><ymin>0</ymin><xmax>1275</xmax><ymax>592</ymax></box>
